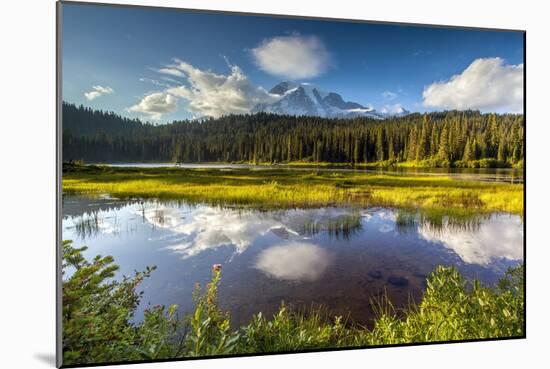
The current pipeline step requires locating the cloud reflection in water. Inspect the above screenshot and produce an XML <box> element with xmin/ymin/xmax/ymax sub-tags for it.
<box><xmin>141</xmin><ymin>206</ymin><xmax>297</xmax><ymax>258</ymax></box>
<box><xmin>255</xmin><ymin>242</ymin><xmax>331</xmax><ymax>281</ymax></box>
<box><xmin>418</xmin><ymin>215</ymin><xmax>523</xmax><ymax>265</ymax></box>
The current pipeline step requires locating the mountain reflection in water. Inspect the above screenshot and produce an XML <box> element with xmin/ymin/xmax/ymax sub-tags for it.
<box><xmin>62</xmin><ymin>195</ymin><xmax>523</xmax><ymax>326</ymax></box>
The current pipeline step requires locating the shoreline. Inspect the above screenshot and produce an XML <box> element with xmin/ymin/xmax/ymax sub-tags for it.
<box><xmin>62</xmin><ymin>164</ymin><xmax>524</xmax><ymax>215</ymax></box>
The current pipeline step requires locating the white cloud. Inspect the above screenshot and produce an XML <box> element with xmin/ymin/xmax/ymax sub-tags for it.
<box><xmin>127</xmin><ymin>92</ymin><xmax>177</xmax><ymax>120</ymax></box>
<box><xmin>138</xmin><ymin>205</ymin><xmax>355</xmax><ymax>261</ymax></box>
<box><xmin>251</xmin><ymin>34</ymin><xmax>330</xmax><ymax>80</ymax></box>
<box><xmin>423</xmin><ymin>57</ymin><xmax>523</xmax><ymax>113</ymax></box>
<box><xmin>140</xmin><ymin>205</ymin><xmax>292</xmax><ymax>259</ymax></box>
<box><xmin>418</xmin><ymin>214</ymin><xmax>523</xmax><ymax>265</ymax></box>
<box><xmin>157</xmin><ymin>67</ymin><xmax>185</xmax><ymax>78</ymax></box>
<box><xmin>84</xmin><ymin>85</ymin><xmax>114</xmax><ymax>101</ymax></box>
<box><xmin>163</xmin><ymin>59</ymin><xmax>279</xmax><ymax>118</ymax></box>
<box><xmin>139</xmin><ymin>78</ymin><xmax>172</xmax><ymax>88</ymax></box>
<box><xmin>382</xmin><ymin>91</ymin><xmax>397</xmax><ymax>100</ymax></box>
<box><xmin>255</xmin><ymin>242</ymin><xmax>331</xmax><ymax>281</ymax></box>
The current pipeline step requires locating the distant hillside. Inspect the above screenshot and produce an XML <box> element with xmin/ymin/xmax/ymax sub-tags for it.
<box><xmin>62</xmin><ymin>102</ymin><xmax>524</xmax><ymax>167</ymax></box>
<box><xmin>62</xmin><ymin>102</ymin><xmax>151</xmax><ymax>137</ymax></box>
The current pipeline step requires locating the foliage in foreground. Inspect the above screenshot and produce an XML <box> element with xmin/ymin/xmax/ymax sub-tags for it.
<box><xmin>62</xmin><ymin>241</ymin><xmax>183</xmax><ymax>364</ymax></box>
<box><xmin>62</xmin><ymin>241</ymin><xmax>524</xmax><ymax>366</ymax></box>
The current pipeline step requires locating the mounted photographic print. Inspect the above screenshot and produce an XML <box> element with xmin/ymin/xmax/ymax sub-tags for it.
<box><xmin>57</xmin><ymin>1</ymin><xmax>525</xmax><ymax>367</ymax></box>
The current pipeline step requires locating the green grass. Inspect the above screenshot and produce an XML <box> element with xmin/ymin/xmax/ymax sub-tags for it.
<box><xmin>187</xmin><ymin>264</ymin><xmax>524</xmax><ymax>356</ymax></box>
<box><xmin>62</xmin><ymin>241</ymin><xmax>524</xmax><ymax>365</ymax></box>
<box><xmin>62</xmin><ymin>163</ymin><xmax>523</xmax><ymax>214</ymax></box>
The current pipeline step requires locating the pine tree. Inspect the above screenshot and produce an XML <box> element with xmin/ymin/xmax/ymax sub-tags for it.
<box><xmin>416</xmin><ymin>117</ymin><xmax>429</xmax><ymax>161</ymax></box>
<box><xmin>62</xmin><ymin>103</ymin><xmax>524</xmax><ymax>166</ymax></box>
<box><xmin>388</xmin><ymin>135</ymin><xmax>395</xmax><ymax>161</ymax></box>
<box><xmin>437</xmin><ymin>126</ymin><xmax>450</xmax><ymax>162</ymax></box>
<box><xmin>407</xmin><ymin>127</ymin><xmax>417</xmax><ymax>162</ymax></box>
<box><xmin>353</xmin><ymin>138</ymin><xmax>360</xmax><ymax>164</ymax></box>
<box><xmin>497</xmin><ymin>141</ymin><xmax>505</xmax><ymax>162</ymax></box>
<box><xmin>376</xmin><ymin>129</ymin><xmax>385</xmax><ymax>161</ymax></box>
<box><xmin>462</xmin><ymin>138</ymin><xmax>473</xmax><ymax>162</ymax></box>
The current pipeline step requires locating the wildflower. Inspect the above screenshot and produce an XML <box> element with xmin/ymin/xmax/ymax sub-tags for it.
<box><xmin>212</xmin><ymin>263</ymin><xmax>222</xmax><ymax>272</ymax></box>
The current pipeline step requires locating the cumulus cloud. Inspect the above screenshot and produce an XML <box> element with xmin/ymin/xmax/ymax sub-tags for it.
<box><xmin>127</xmin><ymin>92</ymin><xmax>177</xmax><ymax>120</ymax></box>
<box><xmin>159</xmin><ymin>58</ymin><xmax>279</xmax><ymax>118</ymax></box>
<box><xmin>423</xmin><ymin>57</ymin><xmax>523</xmax><ymax>113</ymax></box>
<box><xmin>251</xmin><ymin>34</ymin><xmax>330</xmax><ymax>80</ymax></box>
<box><xmin>84</xmin><ymin>85</ymin><xmax>114</xmax><ymax>101</ymax></box>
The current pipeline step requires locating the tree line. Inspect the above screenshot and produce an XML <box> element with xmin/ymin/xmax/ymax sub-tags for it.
<box><xmin>62</xmin><ymin>102</ymin><xmax>524</xmax><ymax>167</ymax></box>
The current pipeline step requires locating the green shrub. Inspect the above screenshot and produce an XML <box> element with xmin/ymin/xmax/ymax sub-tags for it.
<box><xmin>237</xmin><ymin>306</ymin><xmax>349</xmax><ymax>353</ymax></box>
<box><xmin>62</xmin><ymin>241</ymin><xmax>182</xmax><ymax>365</ymax></box>
<box><xmin>185</xmin><ymin>265</ymin><xmax>240</xmax><ymax>356</ymax></box>
<box><xmin>365</xmin><ymin>265</ymin><xmax>524</xmax><ymax>344</ymax></box>
<box><xmin>62</xmin><ymin>241</ymin><xmax>524</xmax><ymax>363</ymax></box>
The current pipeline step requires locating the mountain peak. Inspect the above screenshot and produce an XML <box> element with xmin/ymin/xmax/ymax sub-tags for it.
<box><xmin>269</xmin><ymin>81</ymin><xmax>299</xmax><ymax>95</ymax></box>
<box><xmin>257</xmin><ymin>81</ymin><xmax>407</xmax><ymax>119</ymax></box>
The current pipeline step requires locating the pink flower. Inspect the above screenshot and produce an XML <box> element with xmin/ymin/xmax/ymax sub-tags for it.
<box><xmin>212</xmin><ymin>264</ymin><xmax>222</xmax><ymax>271</ymax></box>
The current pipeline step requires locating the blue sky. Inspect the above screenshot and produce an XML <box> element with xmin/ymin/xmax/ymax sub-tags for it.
<box><xmin>62</xmin><ymin>3</ymin><xmax>524</xmax><ymax>122</ymax></box>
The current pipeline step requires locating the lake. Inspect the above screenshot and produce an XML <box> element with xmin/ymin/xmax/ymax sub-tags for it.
<box><xmin>101</xmin><ymin>163</ymin><xmax>524</xmax><ymax>184</ymax></box>
<box><xmin>62</xmin><ymin>194</ymin><xmax>523</xmax><ymax>327</ymax></box>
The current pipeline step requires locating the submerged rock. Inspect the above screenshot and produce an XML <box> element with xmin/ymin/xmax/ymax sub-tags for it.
<box><xmin>368</xmin><ymin>270</ymin><xmax>383</xmax><ymax>279</ymax></box>
<box><xmin>387</xmin><ymin>275</ymin><xmax>409</xmax><ymax>287</ymax></box>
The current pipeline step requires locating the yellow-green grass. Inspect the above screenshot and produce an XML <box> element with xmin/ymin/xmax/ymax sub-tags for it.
<box><xmin>62</xmin><ymin>165</ymin><xmax>523</xmax><ymax>214</ymax></box>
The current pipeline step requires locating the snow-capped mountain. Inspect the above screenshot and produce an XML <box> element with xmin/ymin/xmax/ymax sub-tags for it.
<box><xmin>253</xmin><ymin>81</ymin><xmax>409</xmax><ymax>119</ymax></box>
<box><xmin>380</xmin><ymin>104</ymin><xmax>410</xmax><ymax>117</ymax></box>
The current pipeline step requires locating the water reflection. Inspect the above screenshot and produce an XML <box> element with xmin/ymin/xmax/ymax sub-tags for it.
<box><xmin>63</xmin><ymin>197</ymin><xmax>523</xmax><ymax>268</ymax></box>
<box><xmin>418</xmin><ymin>215</ymin><xmax>523</xmax><ymax>265</ymax></box>
<box><xmin>103</xmin><ymin>163</ymin><xmax>524</xmax><ymax>184</ymax></box>
<box><xmin>68</xmin><ymin>212</ymin><xmax>120</xmax><ymax>240</ymax></box>
<box><xmin>142</xmin><ymin>206</ymin><xmax>296</xmax><ymax>258</ymax></box>
<box><xmin>255</xmin><ymin>242</ymin><xmax>331</xmax><ymax>281</ymax></box>
<box><xmin>301</xmin><ymin>212</ymin><xmax>362</xmax><ymax>240</ymax></box>
<box><xmin>140</xmin><ymin>206</ymin><xmax>365</xmax><ymax>258</ymax></box>
<box><xmin>62</xmin><ymin>195</ymin><xmax>524</xmax><ymax>326</ymax></box>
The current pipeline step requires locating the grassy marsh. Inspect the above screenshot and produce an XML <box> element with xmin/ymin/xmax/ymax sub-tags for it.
<box><xmin>62</xmin><ymin>164</ymin><xmax>523</xmax><ymax>214</ymax></box>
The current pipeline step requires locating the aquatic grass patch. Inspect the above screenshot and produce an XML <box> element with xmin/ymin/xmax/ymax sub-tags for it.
<box><xmin>395</xmin><ymin>207</ymin><xmax>487</xmax><ymax>234</ymax></box>
<box><xmin>62</xmin><ymin>164</ymin><xmax>523</xmax><ymax>214</ymax></box>
<box><xmin>300</xmin><ymin>212</ymin><xmax>363</xmax><ymax>239</ymax></box>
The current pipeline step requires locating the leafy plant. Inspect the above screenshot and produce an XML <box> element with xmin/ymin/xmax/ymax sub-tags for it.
<box><xmin>185</xmin><ymin>264</ymin><xmax>240</xmax><ymax>356</ymax></box>
<box><xmin>62</xmin><ymin>240</ymin><xmax>182</xmax><ymax>365</ymax></box>
<box><xmin>62</xmin><ymin>240</ymin><xmax>524</xmax><ymax>364</ymax></box>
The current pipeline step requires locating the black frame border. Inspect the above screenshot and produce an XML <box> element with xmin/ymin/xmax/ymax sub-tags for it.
<box><xmin>55</xmin><ymin>1</ymin><xmax>527</xmax><ymax>368</ymax></box>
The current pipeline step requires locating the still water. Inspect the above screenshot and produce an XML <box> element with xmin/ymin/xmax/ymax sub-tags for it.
<box><xmin>102</xmin><ymin>163</ymin><xmax>523</xmax><ymax>184</ymax></box>
<box><xmin>62</xmin><ymin>195</ymin><xmax>523</xmax><ymax>327</ymax></box>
